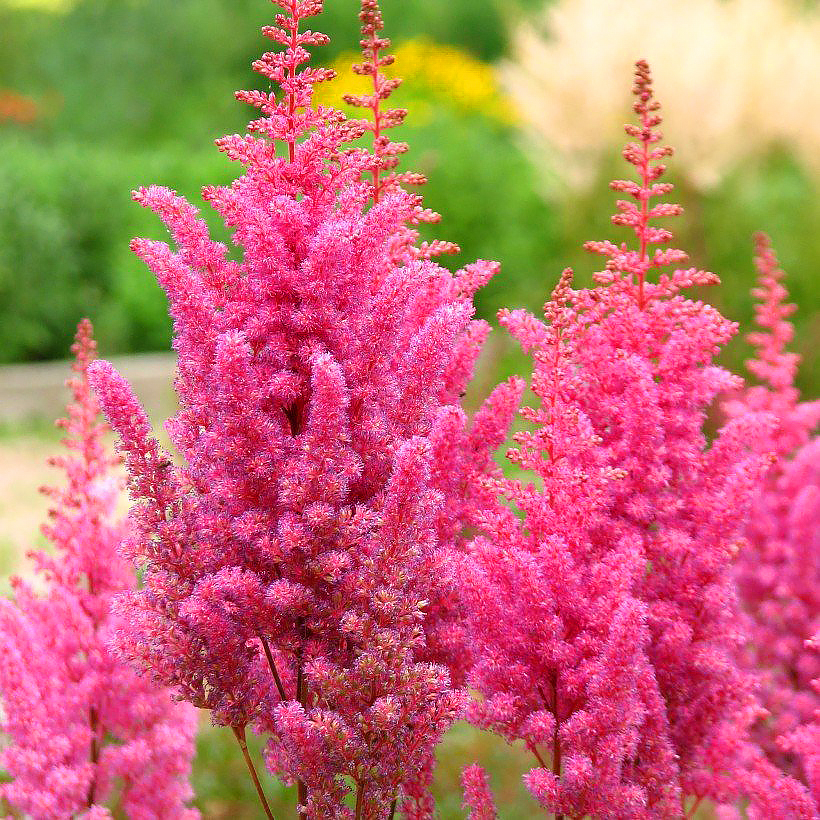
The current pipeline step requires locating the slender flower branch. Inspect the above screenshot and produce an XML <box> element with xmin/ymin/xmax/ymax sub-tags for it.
<box><xmin>233</xmin><ymin>725</ymin><xmax>276</xmax><ymax>820</ymax></box>
<box><xmin>260</xmin><ymin>634</ymin><xmax>289</xmax><ymax>702</ymax></box>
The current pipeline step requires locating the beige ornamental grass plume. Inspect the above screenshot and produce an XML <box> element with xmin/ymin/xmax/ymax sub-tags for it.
<box><xmin>507</xmin><ymin>0</ymin><xmax>820</xmax><ymax>190</ymax></box>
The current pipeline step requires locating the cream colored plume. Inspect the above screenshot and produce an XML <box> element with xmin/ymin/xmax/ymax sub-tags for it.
<box><xmin>506</xmin><ymin>0</ymin><xmax>820</xmax><ymax>189</ymax></box>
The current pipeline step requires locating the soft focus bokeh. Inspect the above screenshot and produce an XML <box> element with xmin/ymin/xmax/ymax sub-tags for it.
<box><xmin>0</xmin><ymin>0</ymin><xmax>816</xmax><ymax>815</ymax></box>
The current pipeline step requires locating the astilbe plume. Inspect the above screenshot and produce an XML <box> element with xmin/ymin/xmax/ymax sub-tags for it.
<box><xmin>462</xmin><ymin>61</ymin><xmax>815</xmax><ymax>818</ymax></box>
<box><xmin>780</xmin><ymin>632</ymin><xmax>820</xmax><ymax>806</ymax></box>
<box><xmin>573</xmin><ymin>62</ymin><xmax>815</xmax><ymax>818</ymax></box>
<box><xmin>459</xmin><ymin>269</ymin><xmax>681</xmax><ymax>819</ymax></box>
<box><xmin>87</xmin><ymin>1</ymin><xmax>515</xmax><ymax>817</ymax></box>
<box><xmin>724</xmin><ymin>234</ymin><xmax>820</xmax><ymax>796</ymax></box>
<box><xmin>342</xmin><ymin>0</ymin><xmax>457</xmax><ymax>260</ymax></box>
<box><xmin>0</xmin><ymin>320</ymin><xmax>198</xmax><ymax>820</ymax></box>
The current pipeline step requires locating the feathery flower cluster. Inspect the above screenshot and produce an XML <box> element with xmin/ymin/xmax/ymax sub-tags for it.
<box><xmin>461</xmin><ymin>61</ymin><xmax>815</xmax><ymax>818</ymax></box>
<box><xmin>88</xmin><ymin>1</ymin><xmax>514</xmax><ymax>816</ymax></box>
<box><xmin>725</xmin><ymin>234</ymin><xmax>820</xmax><ymax>792</ymax></box>
<box><xmin>781</xmin><ymin>632</ymin><xmax>820</xmax><ymax>806</ymax></box>
<box><xmin>5</xmin><ymin>1</ymin><xmax>815</xmax><ymax>815</ymax></box>
<box><xmin>0</xmin><ymin>320</ymin><xmax>198</xmax><ymax>820</ymax></box>
<box><xmin>460</xmin><ymin>267</ymin><xmax>681</xmax><ymax>818</ymax></box>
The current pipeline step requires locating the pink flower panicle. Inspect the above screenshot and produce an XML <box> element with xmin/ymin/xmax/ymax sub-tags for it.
<box><xmin>460</xmin><ymin>764</ymin><xmax>497</xmax><ymax>820</ymax></box>
<box><xmin>576</xmin><ymin>64</ymin><xmax>815</xmax><ymax>817</ymax></box>
<box><xmin>236</xmin><ymin>0</ymin><xmax>352</xmax><ymax>163</ymax></box>
<box><xmin>780</xmin><ymin>633</ymin><xmax>820</xmax><ymax>805</ymax></box>
<box><xmin>461</xmin><ymin>61</ymin><xmax>815</xmax><ymax>818</ymax></box>
<box><xmin>343</xmin><ymin>0</ymin><xmax>458</xmax><ymax>261</ymax></box>
<box><xmin>0</xmin><ymin>320</ymin><xmax>198</xmax><ymax>820</ymax></box>
<box><xmin>747</xmin><ymin>233</ymin><xmax>801</xmax><ymax>392</ymax></box>
<box><xmin>730</xmin><ymin>232</ymin><xmax>820</xmax><ymax>451</ymax></box>
<box><xmin>460</xmin><ymin>269</ymin><xmax>682</xmax><ymax>818</ymax></box>
<box><xmin>584</xmin><ymin>59</ymin><xmax>718</xmax><ymax>308</ymax></box>
<box><xmin>726</xmin><ymin>235</ymin><xmax>820</xmax><ymax>796</ymax></box>
<box><xmin>88</xmin><ymin>1</ymin><xmax>512</xmax><ymax>816</ymax></box>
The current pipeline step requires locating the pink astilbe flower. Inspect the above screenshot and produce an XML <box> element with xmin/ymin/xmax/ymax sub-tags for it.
<box><xmin>573</xmin><ymin>62</ymin><xmax>814</xmax><ymax>817</ymax></box>
<box><xmin>88</xmin><ymin>2</ymin><xmax>512</xmax><ymax>817</ymax></box>
<box><xmin>460</xmin><ymin>269</ymin><xmax>681</xmax><ymax>818</ymax></box>
<box><xmin>0</xmin><ymin>320</ymin><xmax>198</xmax><ymax>820</ymax></box>
<box><xmin>461</xmin><ymin>61</ymin><xmax>815</xmax><ymax>818</ymax></box>
<box><xmin>460</xmin><ymin>764</ymin><xmax>497</xmax><ymax>820</ymax></box>
<box><xmin>780</xmin><ymin>633</ymin><xmax>820</xmax><ymax>805</ymax></box>
<box><xmin>725</xmin><ymin>234</ymin><xmax>820</xmax><ymax>793</ymax></box>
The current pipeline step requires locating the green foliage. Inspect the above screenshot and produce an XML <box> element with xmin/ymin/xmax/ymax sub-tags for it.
<box><xmin>0</xmin><ymin>136</ymin><xmax>125</xmax><ymax>362</ymax></box>
<box><xmin>405</xmin><ymin>113</ymin><xmax>559</xmax><ymax>320</ymax></box>
<box><xmin>0</xmin><ymin>134</ymin><xmax>237</xmax><ymax>362</ymax></box>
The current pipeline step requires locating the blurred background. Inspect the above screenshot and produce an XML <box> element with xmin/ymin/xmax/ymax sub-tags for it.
<box><xmin>0</xmin><ymin>0</ymin><xmax>817</xmax><ymax>815</ymax></box>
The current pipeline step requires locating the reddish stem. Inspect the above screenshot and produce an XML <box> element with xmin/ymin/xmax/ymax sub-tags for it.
<box><xmin>354</xmin><ymin>780</ymin><xmax>366</xmax><ymax>820</ymax></box>
<box><xmin>637</xmin><ymin>112</ymin><xmax>650</xmax><ymax>311</ymax></box>
<box><xmin>260</xmin><ymin>633</ymin><xmax>289</xmax><ymax>702</ymax></box>
<box><xmin>538</xmin><ymin>678</ymin><xmax>563</xmax><ymax>820</ymax></box>
<box><xmin>231</xmin><ymin>725</ymin><xmax>276</xmax><ymax>820</ymax></box>
<box><xmin>296</xmin><ymin>634</ymin><xmax>308</xmax><ymax>815</ymax></box>
<box><xmin>86</xmin><ymin>706</ymin><xmax>100</xmax><ymax>808</ymax></box>
<box><xmin>685</xmin><ymin>795</ymin><xmax>703</xmax><ymax>819</ymax></box>
<box><xmin>529</xmin><ymin>742</ymin><xmax>548</xmax><ymax>769</ymax></box>
<box><xmin>370</xmin><ymin>40</ymin><xmax>382</xmax><ymax>203</ymax></box>
<box><xmin>286</xmin><ymin>14</ymin><xmax>299</xmax><ymax>163</ymax></box>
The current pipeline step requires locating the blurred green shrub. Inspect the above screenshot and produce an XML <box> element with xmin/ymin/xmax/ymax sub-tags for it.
<box><xmin>2</xmin><ymin>0</ymin><xmax>540</xmax><ymax>148</ymax></box>
<box><xmin>0</xmin><ymin>134</ymin><xmax>238</xmax><ymax>362</ymax></box>
<box><xmin>0</xmin><ymin>136</ymin><xmax>126</xmax><ymax>362</ymax></box>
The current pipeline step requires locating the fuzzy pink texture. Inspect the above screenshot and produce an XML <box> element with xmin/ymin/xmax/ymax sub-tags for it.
<box><xmin>780</xmin><ymin>632</ymin><xmax>820</xmax><ymax>805</ymax></box>
<box><xmin>724</xmin><ymin>234</ymin><xmax>820</xmax><ymax>796</ymax></box>
<box><xmin>460</xmin><ymin>62</ymin><xmax>815</xmax><ymax>818</ymax></box>
<box><xmin>87</xmin><ymin>1</ymin><xmax>513</xmax><ymax>817</ymax></box>
<box><xmin>460</xmin><ymin>764</ymin><xmax>497</xmax><ymax>820</ymax></box>
<box><xmin>460</xmin><ymin>268</ymin><xmax>681</xmax><ymax>817</ymax></box>
<box><xmin>0</xmin><ymin>321</ymin><xmax>198</xmax><ymax>820</ymax></box>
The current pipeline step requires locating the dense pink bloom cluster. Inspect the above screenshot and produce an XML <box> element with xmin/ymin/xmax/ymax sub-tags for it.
<box><xmin>88</xmin><ymin>1</ymin><xmax>513</xmax><ymax>816</ymax></box>
<box><xmin>0</xmin><ymin>321</ymin><xmax>198</xmax><ymax>820</ymax></box>
<box><xmin>460</xmin><ymin>265</ymin><xmax>681</xmax><ymax>818</ymax></box>
<box><xmin>781</xmin><ymin>632</ymin><xmax>820</xmax><ymax>805</ymax></box>
<box><xmin>3</xmin><ymin>1</ymin><xmax>813</xmax><ymax>815</ymax></box>
<box><xmin>725</xmin><ymin>234</ymin><xmax>820</xmax><ymax>792</ymax></box>
<box><xmin>460</xmin><ymin>62</ymin><xmax>815</xmax><ymax>818</ymax></box>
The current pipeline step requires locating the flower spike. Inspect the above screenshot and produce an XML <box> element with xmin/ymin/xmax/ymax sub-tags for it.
<box><xmin>585</xmin><ymin>60</ymin><xmax>717</xmax><ymax>307</ymax></box>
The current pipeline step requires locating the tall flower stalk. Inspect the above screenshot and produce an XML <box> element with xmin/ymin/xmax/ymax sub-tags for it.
<box><xmin>88</xmin><ymin>1</ymin><xmax>513</xmax><ymax>817</ymax></box>
<box><xmin>0</xmin><ymin>320</ymin><xmax>198</xmax><ymax>820</ymax></box>
<box><xmin>725</xmin><ymin>234</ymin><xmax>820</xmax><ymax>797</ymax></box>
<box><xmin>461</xmin><ymin>61</ymin><xmax>815</xmax><ymax>818</ymax></box>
